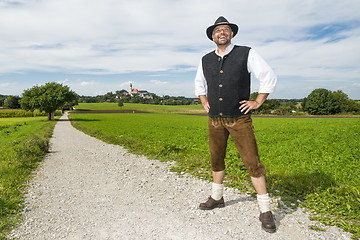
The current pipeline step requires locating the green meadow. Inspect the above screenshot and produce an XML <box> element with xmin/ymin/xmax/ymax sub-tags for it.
<box><xmin>75</xmin><ymin>102</ymin><xmax>205</xmax><ymax>114</ymax></box>
<box><xmin>0</xmin><ymin>116</ymin><xmax>57</xmax><ymax>239</ymax></box>
<box><xmin>70</xmin><ymin>103</ymin><xmax>360</xmax><ymax>238</ymax></box>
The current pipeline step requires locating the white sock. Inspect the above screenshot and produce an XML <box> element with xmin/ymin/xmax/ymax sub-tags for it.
<box><xmin>211</xmin><ymin>183</ymin><xmax>224</xmax><ymax>201</ymax></box>
<box><xmin>257</xmin><ymin>193</ymin><xmax>271</xmax><ymax>213</ymax></box>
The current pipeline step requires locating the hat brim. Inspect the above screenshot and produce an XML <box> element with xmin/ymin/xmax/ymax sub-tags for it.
<box><xmin>206</xmin><ymin>23</ymin><xmax>238</xmax><ymax>41</ymax></box>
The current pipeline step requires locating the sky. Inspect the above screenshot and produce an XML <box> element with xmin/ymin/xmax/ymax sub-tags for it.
<box><xmin>0</xmin><ymin>0</ymin><xmax>359</xmax><ymax>99</ymax></box>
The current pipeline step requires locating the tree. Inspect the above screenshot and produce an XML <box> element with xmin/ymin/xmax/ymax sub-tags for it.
<box><xmin>303</xmin><ymin>88</ymin><xmax>340</xmax><ymax>115</ymax></box>
<box><xmin>0</xmin><ymin>95</ymin><xmax>6</xmax><ymax>107</ymax></box>
<box><xmin>117</xmin><ymin>98</ymin><xmax>124</xmax><ymax>107</ymax></box>
<box><xmin>273</xmin><ymin>103</ymin><xmax>293</xmax><ymax>115</ymax></box>
<box><xmin>3</xmin><ymin>95</ymin><xmax>21</xmax><ymax>109</ymax></box>
<box><xmin>249</xmin><ymin>92</ymin><xmax>259</xmax><ymax>101</ymax></box>
<box><xmin>20</xmin><ymin>82</ymin><xmax>78</xmax><ymax>120</ymax></box>
<box><xmin>343</xmin><ymin>99</ymin><xmax>360</xmax><ymax>113</ymax></box>
<box><xmin>62</xmin><ymin>99</ymin><xmax>78</xmax><ymax>111</ymax></box>
<box><xmin>248</xmin><ymin>92</ymin><xmax>281</xmax><ymax>114</ymax></box>
<box><xmin>103</xmin><ymin>91</ymin><xmax>117</xmax><ymax>102</ymax></box>
<box><xmin>331</xmin><ymin>90</ymin><xmax>349</xmax><ymax>113</ymax></box>
<box><xmin>332</xmin><ymin>90</ymin><xmax>360</xmax><ymax>113</ymax></box>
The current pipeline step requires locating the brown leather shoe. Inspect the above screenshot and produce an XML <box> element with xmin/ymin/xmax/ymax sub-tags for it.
<box><xmin>259</xmin><ymin>211</ymin><xmax>276</xmax><ymax>233</ymax></box>
<box><xmin>199</xmin><ymin>196</ymin><xmax>225</xmax><ymax>210</ymax></box>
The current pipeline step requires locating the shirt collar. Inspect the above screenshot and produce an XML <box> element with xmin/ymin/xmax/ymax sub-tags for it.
<box><xmin>215</xmin><ymin>43</ymin><xmax>234</xmax><ymax>57</ymax></box>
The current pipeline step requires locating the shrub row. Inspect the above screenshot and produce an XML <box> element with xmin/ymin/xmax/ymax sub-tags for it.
<box><xmin>0</xmin><ymin>109</ymin><xmax>61</xmax><ymax>118</ymax></box>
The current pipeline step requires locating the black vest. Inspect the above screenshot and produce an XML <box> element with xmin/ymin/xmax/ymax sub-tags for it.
<box><xmin>202</xmin><ymin>45</ymin><xmax>251</xmax><ymax>117</ymax></box>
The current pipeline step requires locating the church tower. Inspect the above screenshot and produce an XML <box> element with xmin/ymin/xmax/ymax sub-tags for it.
<box><xmin>130</xmin><ymin>82</ymin><xmax>133</xmax><ymax>96</ymax></box>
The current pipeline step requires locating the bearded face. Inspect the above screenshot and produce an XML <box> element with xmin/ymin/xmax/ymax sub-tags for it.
<box><xmin>212</xmin><ymin>25</ymin><xmax>233</xmax><ymax>46</ymax></box>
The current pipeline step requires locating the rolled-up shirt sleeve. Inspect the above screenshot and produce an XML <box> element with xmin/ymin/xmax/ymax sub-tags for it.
<box><xmin>247</xmin><ymin>49</ymin><xmax>277</xmax><ymax>93</ymax></box>
<box><xmin>194</xmin><ymin>59</ymin><xmax>207</xmax><ymax>96</ymax></box>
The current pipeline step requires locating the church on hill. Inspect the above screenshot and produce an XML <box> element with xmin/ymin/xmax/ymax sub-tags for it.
<box><xmin>129</xmin><ymin>82</ymin><xmax>152</xmax><ymax>99</ymax></box>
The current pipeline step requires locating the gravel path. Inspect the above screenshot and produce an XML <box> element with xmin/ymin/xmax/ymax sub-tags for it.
<box><xmin>9</xmin><ymin>113</ymin><xmax>352</xmax><ymax>240</ymax></box>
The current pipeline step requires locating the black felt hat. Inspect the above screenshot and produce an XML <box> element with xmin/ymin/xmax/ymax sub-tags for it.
<box><xmin>206</xmin><ymin>16</ymin><xmax>238</xmax><ymax>41</ymax></box>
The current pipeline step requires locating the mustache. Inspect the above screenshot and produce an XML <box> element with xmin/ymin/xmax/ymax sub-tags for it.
<box><xmin>218</xmin><ymin>33</ymin><xmax>228</xmax><ymax>38</ymax></box>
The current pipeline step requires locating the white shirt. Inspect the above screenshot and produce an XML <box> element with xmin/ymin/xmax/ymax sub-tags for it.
<box><xmin>194</xmin><ymin>43</ymin><xmax>277</xmax><ymax>96</ymax></box>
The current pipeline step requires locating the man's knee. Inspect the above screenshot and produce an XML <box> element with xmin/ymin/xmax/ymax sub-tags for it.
<box><xmin>247</xmin><ymin>162</ymin><xmax>266</xmax><ymax>177</ymax></box>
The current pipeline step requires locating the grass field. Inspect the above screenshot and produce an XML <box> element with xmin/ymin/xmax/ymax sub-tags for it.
<box><xmin>75</xmin><ymin>102</ymin><xmax>206</xmax><ymax>114</ymax></box>
<box><xmin>0</xmin><ymin>116</ymin><xmax>47</xmax><ymax>126</ymax></box>
<box><xmin>70</xmin><ymin>103</ymin><xmax>360</xmax><ymax>238</ymax></box>
<box><xmin>0</xmin><ymin>117</ymin><xmax>57</xmax><ymax>239</ymax></box>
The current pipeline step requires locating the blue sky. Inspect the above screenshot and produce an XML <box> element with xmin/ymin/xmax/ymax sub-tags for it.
<box><xmin>0</xmin><ymin>0</ymin><xmax>359</xmax><ymax>99</ymax></box>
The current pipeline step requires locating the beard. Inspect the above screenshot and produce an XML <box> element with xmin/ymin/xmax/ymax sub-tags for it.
<box><xmin>214</xmin><ymin>33</ymin><xmax>232</xmax><ymax>46</ymax></box>
<box><xmin>217</xmin><ymin>39</ymin><xmax>230</xmax><ymax>45</ymax></box>
<box><xmin>215</xmin><ymin>37</ymin><xmax>231</xmax><ymax>46</ymax></box>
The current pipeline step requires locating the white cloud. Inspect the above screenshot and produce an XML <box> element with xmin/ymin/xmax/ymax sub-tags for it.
<box><xmin>118</xmin><ymin>81</ymin><xmax>131</xmax><ymax>88</ymax></box>
<box><xmin>0</xmin><ymin>82</ymin><xmax>10</xmax><ymax>88</ymax></box>
<box><xmin>57</xmin><ymin>78</ymin><xmax>69</xmax><ymax>84</ymax></box>
<box><xmin>80</xmin><ymin>81</ymin><xmax>96</xmax><ymax>86</ymax></box>
<box><xmin>150</xmin><ymin>80</ymin><xmax>168</xmax><ymax>85</ymax></box>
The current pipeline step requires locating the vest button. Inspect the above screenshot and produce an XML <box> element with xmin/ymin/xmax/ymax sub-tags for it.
<box><xmin>219</xmin><ymin>98</ymin><xmax>223</xmax><ymax>101</ymax></box>
<box><xmin>218</xmin><ymin>57</ymin><xmax>221</xmax><ymax>61</ymax></box>
<box><xmin>220</xmin><ymin>70</ymin><xmax>223</xmax><ymax>73</ymax></box>
<box><xmin>219</xmin><ymin>84</ymin><xmax>223</xmax><ymax>87</ymax></box>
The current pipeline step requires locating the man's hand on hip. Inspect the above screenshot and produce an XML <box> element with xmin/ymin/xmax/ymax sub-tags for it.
<box><xmin>239</xmin><ymin>100</ymin><xmax>261</xmax><ymax>114</ymax></box>
<box><xmin>239</xmin><ymin>93</ymin><xmax>269</xmax><ymax>114</ymax></box>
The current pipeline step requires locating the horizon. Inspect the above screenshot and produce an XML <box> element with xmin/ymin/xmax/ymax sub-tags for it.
<box><xmin>1</xmin><ymin>0</ymin><xmax>359</xmax><ymax>99</ymax></box>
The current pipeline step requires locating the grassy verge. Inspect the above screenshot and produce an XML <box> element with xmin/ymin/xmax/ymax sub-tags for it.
<box><xmin>0</xmin><ymin>117</ymin><xmax>58</xmax><ymax>239</ymax></box>
<box><xmin>69</xmin><ymin>111</ymin><xmax>360</xmax><ymax>239</ymax></box>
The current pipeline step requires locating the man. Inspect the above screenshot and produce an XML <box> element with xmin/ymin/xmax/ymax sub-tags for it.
<box><xmin>194</xmin><ymin>16</ymin><xmax>277</xmax><ymax>233</ymax></box>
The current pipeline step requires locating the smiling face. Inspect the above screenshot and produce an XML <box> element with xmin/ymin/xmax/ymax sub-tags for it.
<box><xmin>212</xmin><ymin>24</ymin><xmax>233</xmax><ymax>46</ymax></box>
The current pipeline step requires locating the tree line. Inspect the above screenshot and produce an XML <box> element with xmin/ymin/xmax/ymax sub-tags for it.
<box><xmin>78</xmin><ymin>90</ymin><xmax>196</xmax><ymax>105</ymax></box>
<box><xmin>1</xmin><ymin>84</ymin><xmax>359</xmax><ymax>120</ymax></box>
<box><xmin>250</xmin><ymin>89</ymin><xmax>360</xmax><ymax>115</ymax></box>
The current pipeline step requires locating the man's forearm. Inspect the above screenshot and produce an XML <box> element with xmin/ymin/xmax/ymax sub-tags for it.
<box><xmin>199</xmin><ymin>95</ymin><xmax>207</xmax><ymax>104</ymax></box>
<box><xmin>199</xmin><ymin>95</ymin><xmax>210</xmax><ymax>113</ymax></box>
<box><xmin>255</xmin><ymin>93</ymin><xmax>269</xmax><ymax>106</ymax></box>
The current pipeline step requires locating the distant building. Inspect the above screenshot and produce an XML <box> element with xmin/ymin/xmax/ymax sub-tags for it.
<box><xmin>116</xmin><ymin>90</ymin><xmax>130</xmax><ymax>99</ymax></box>
<box><xmin>129</xmin><ymin>82</ymin><xmax>152</xmax><ymax>99</ymax></box>
<box><xmin>193</xmin><ymin>99</ymin><xmax>200</xmax><ymax>104</ymax></box>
